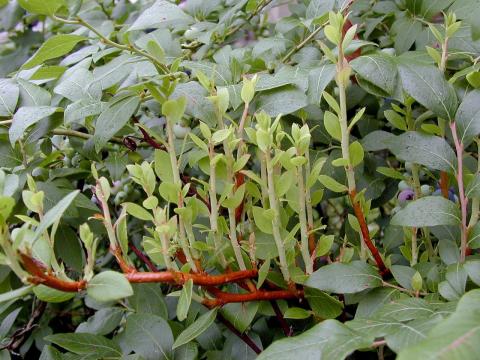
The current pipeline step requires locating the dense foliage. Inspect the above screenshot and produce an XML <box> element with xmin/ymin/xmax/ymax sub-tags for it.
<box><xmin>0</xmin><ymin>0</ymin><xmax>480</xmax><ymax>358</ymax></box>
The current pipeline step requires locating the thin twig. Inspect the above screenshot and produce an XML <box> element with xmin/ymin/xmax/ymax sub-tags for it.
<box><xmin>217</xmin><ymin>313</ymin><xmax>262</xmax><ymax>354</ymax></box>
<box><xmin>270</xmin><ymin>300</ymin><xmax>293</xmax><ymax>336</ymax></box>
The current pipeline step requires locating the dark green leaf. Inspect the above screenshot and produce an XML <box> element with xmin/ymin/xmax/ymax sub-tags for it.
<box><xmin>306</xmin><ymin>261</ymin><xmax>382</xmax><ymax>294</ymax></box>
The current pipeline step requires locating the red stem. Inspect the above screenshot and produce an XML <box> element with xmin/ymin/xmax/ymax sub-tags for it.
<box><xmin>20</xmin><ymin>254</ymin><xmax>86</xmax><ymax>292</ymax></box>
<box><xmin>270</xmin><ymin>300</ymin><xmax>293</xmax><ymax>336</ymax></box>
<box><xmin>349</xmin><ymin>190</ymin><xmax>390</xmax><ymax>277</ymax></box>
<box><xmin>203</xmin><ymin>288</ymin><xmax>303</xmax><ymax>307</ymax></box>
<box><xmin>129</xmin><ymin>243</ymin><xmax>159</xmax><ymax>272</ymax></box>
<box><xmin>450</xmin><ymin>122</ymin><xmax>469</xmax><ymax>262</ymax></box>
<box><xmin>217</xmin><ymin>313</ymin><xmax>262</xmax><ymax>354</ymax></box>
<box><xmin>125</xmin><ymin>269</ymin><xmax>258</xmax><ymax>286</ymax></box>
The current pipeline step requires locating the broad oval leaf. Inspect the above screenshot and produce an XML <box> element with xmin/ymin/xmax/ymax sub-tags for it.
<box><xmin>351</xmin><ymin>53</ymin><xmax>398</xmax><ymax>96</ymax></box>
<box><xmin>397</xmin><ymin>60</ymin><xmax>458</xmax><ymax>120</ymax></box>
<box><xmin>123</xmin><ymin>313</ymin><xmax>174</xmax><ymax>360</ymax></box>
<box><xmin>397</xmin><ymin>289</ymin><xmax>480</xmax><ymax>360</ymax></box>
<box><xmin>455</xmin><ymin>89</ymin><xmax>480</xmax><ymax>147</ymax></box>
<box><xmin>46</xmin><ymin>333</ymin><xmax>122</xmax><ymax>358</ymax></box>
<box><xmin>257</xmin><ymin>319</ymin><xmax>372</xmax><ymax>360</ymax></box>
<box><xmin>386</xmin><ymin>131</ymin><xmax>456</xmax><ymax>173</ymax></box>
<box><xmin>391</xmin><ymin>196</ymin><xmax>461</xmax><ymax>227</ymax></box>
<box><xmin>306</xmin><ymin>261</ymin><xmax>382</xmax><ymax>294</ymax></box>
<box><xmin>93</xmin><ymin>95</ymin><xmax>140</xmax><ymax>152</ymax></box>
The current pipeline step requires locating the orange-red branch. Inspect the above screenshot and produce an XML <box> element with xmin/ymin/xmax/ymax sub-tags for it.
<box><xmin>20</xmin><ymin>254</ymin><xmax>86</xmax><ymax>292</ymax></box>
<box><xmin>125</xmin><ymin>269</ymin><xmax>258</xmax><ymax>286</ymax></box>
<box><xmin>203</xmin><ymin>288</ymin><xmax>304</xmax><ymax>307</ymax></box>
<box><xmin>349</xmin><ymin>191</ymin><xmax>389</xmax><ymax>277</ymax></box>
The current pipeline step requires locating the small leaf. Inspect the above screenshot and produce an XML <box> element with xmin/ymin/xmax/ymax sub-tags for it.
<box><xmin>283</xmin><ymin>307</ymin><xmax>311</xmax><ymax>319</ymax></box>
<box><xmin>324</xmin><ymin>111</ymin><xmax>341</xmax><ymax>141</ymax></box>
<box><xmin>257</xmin><ymin>258</ymin><xmax>270</xmax><ymax>289</ymax></box>
<box><xmin>384</xmin><ymin>110</ymin><xmax>407</xmax><ymax>130</ymax></box>
<box><xmin>349</xmin><ymin>141</ymin><xmax>364</xmax><ymax>167</ymax></box>
<box><xmin>318</xmin><ymin>175</ymin><xmax>348</xmax><ymax>193</ymax></box>
<box><xmin>123</xmin><ymin>202</ymin><xmax>153</xmax><ymax>221</ymax></box>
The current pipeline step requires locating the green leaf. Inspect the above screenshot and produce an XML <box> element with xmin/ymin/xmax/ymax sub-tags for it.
<box><xmin>304</xmin><ymin>288</ymin><xmax>343</xmax><ymax>319</ymax></box>
<box><xmin>257</xmin><ymin>258</ymin><xmax>270</xmax><ymax>289</ymax></box>
<box><xmin>122</xmin><ymin>314</ymin><xmax>172</xmax><ymax>360</ymax></box>
<box><xmin>18</xmin><ymin>0</ymin><xmax>65</xmax><ymax>15</ymax></box>
<box><xmin>46</xmin><ymin>333</ymin><xmax>122</xmax><ymax>358</ymax></box>
<box><xmin>397</xmin><ymin>289</ymin><xmax>480</xmax><ymax>360</ymax></box>
<box><xmin>33</xmin><ymin>285</ymin><xmax>75</xmax><ymax>303</ymax></box>
<box><xmin>76</xmin><ymin>307</ymin><xmax>125</xmax><ymax>336</ymax></box>
<box><xmin>386</xmin><ymin>132</ymin><xmax>456</xmax><ymax>173</ymax></box>
<box><xmin>393</xmin><ymin>17</ymin><xmax>422</xmax><ymax>54</ymax></box>
<box><xmin>307</xmin><ymin>64</ymin><xmax>336</xmax><ymax>105</ymax></box>
<box><xmin>87</xmin><ymin>271</ymin><xmax>133</xmax><ymax>302</ymax></box>
<box><xmin>93</xmin><ymin>95</ymin><xmax>140</xmax><ymax>152</ymax></box>
<box><xmin>349</xmin><ymin>141</ymin><xmax>364</xmax><ymax>167</ymax></box>
<box><xmin>257</xmin><ymin>86</ymin><xmax>308</xmax><ymax>117</ymax></box>
<box><xmin>455</xmin><ymin>89</ymin><xmax>480</xmax><ymax>147</ymax></box>
<box><xmin>154</xmin><ymin>150</ymin><xmax>174</xmax><ymax>183</ymax></box>
<box><xmin>284</xmin><ymin>307</ymin><xmax>311</xmax><ymax>319</ymax></box>
<box><xmin>391</xmin><ymin>196</ymin><xmax>461</xmax><ymax>227</ymax></box>
<box><xmin>64</xmin><ymin>99</ymin><xmax>106</xmax><ymax>124</ymax></box>
<box><xmin>0</xmin><ymin>286</ymin><xmax>33</xmax><ymax>304</ymax></box>
<box><xmin>316</xmin><ymin>234</ymin><xmax>334</xmax><ymax>257</ymax></box>
<box><xmin>10</xmin><ymin>106</ymin><xmax>58</xmax><ymax>145</ymax></box>
<box><xmin>0</xmin><ymin>308</ymin><xmax>21</xmax><ymax>339</ymax></box>
<box><xmin>0</xmin><ymin>79</ymin><xmax>19</xmax><ymax>116</ymax></box>
<box><xmin>252</xmin><ymin>206</ymin><xmax>273</xmax><ymax>234</ymax></box>
<box><xmin>162</xmin><ymin>96</ymin><xmax>187</xmax><ymax>123</ymax></box>
<box><xmin>351</xmin><ymin>53</ymin><xmax>398</xmax><ymax>96</ymax></box>
<box><xmin>466</xmin><ymin>71</ymin><xmax>480</xmax><ymax>88</ymax></box>
<box><xmin>466</xmin><ymin>173</ymin><xmax>480</xmax><ymax>199</ymax></box>
<box><xmin>32</xmin><ymin>190</ymin><xmax>79</xmax><ymax>244</ymax></box>
<box><xmin>128</xmin><ymin>283</ymin><xmax>168</xmax><ymax>319</ymax></box>
<box><xmin>397</xmin><ymin>60</ymin><xmax>458</xmax><ymax>120</ymax></box>
<box><xmin>158</xmin><ymin>182</ymin><xmax>180</xmax><ymax>204</ymax></box>
<box><xmin>22</xmin><ymin>35</ymin><xmax>86</xmax><ymax>70</ymax></box>
<box><xmin>324</xmin><ymin>111</ymin><xmax>341</xmax><ymax>141</ymax></box>
<box><xmin>306</xmin><ymin>261</ymin><xmax>382</xmax><ymax>294</ymax></box>
<box><xmin>129</xmin><ymin>0</ymin><xmax>193</xmax><ymax>31</ymax></box>
<box><xmin>123</xmin><ymin>202</ymin><xmax>153</xmax><ymax>221</ymax></box>
<box><xmin>384</xmin><ymin>110</ymin><xmax>407</xmax><ymax>130</ymax></box>
<box><xmin>177</xmin><ymin>279</ymin><xmax>193</xmax><ymax>321</ymax></box>
<box><xmin>221</xmin><ymin>301</ymin><xmax>259</xmax><ymax>333</ymax></box>
<box><xmin>318</xmin><ymin>175</ymin><xmax>348</xmax><ymax>193</ymax></box>
<box><xmin>257</xmin><ymin>319</ymin><xmax>372</xmax><ymax>360</ymax></box>
<box><xmin>391</xmin><ymin>265</ymin><xmax>416</xmax><ymax>290</ymax></box>
<box><xmin>0</xmin><ymin>196</ymin><xmax>15</xmax><ymax>222</ymax></box>
<box><xmin>173</xmin><ymin>308</ymin><xmax>218</xmax><ymax>349</ymax></box>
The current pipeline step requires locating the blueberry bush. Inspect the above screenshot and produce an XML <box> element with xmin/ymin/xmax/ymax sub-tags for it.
<box><xmin>0</xmin><ymin>0</ymin><xmax>480</xmax><ymax>358</ymax></box>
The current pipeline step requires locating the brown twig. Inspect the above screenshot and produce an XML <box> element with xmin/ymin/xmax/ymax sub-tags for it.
<box><xmin>270</xmin><ymin>300</ymin><xmax>293</xmax><ymax>337</ymax></box>
<box><xmin>349</xmin><ymin>191</ymin><xmax>390</xmax><ymax>277</ymax></box>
